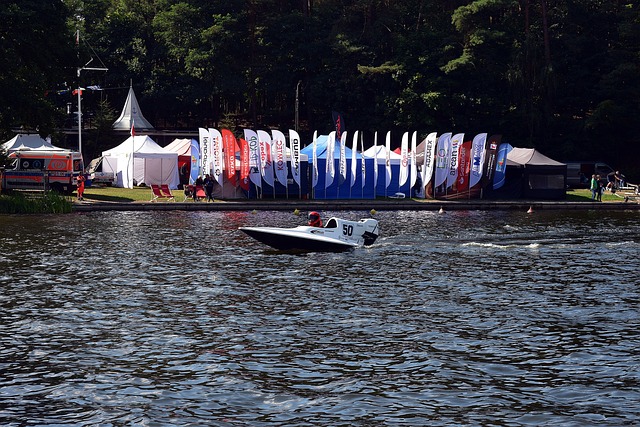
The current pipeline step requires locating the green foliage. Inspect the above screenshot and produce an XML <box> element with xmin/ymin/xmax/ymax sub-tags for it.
<box><xmin>0</xmin><ymin>0</ymin><xmax>638</xmax><ymax>180</ymax></box>
<box><xmin>0</xmin><ymin>1</ymin><xmax>74</xmax><ymax>137</ymax></box>
<box><xmin>0</xmin><ymin>191</ymin><xmax>72</xmax><ymax>214</ymax></box>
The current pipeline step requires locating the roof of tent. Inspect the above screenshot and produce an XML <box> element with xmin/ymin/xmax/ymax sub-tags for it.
<box><xmin>2</xmin><ymin>134</ymin><xmax>66</xmax><ymax>152</ymax></box>
<box><xmin>164</xmin><ymin>138</ymin><xmax>197</xmax><ymax>156</ymax></box>
<box><xmin>507</xmin><ymin>148</ymin><xmax>566</xmax><ymax>167</ymax></box>
<box><xmin>112</xmin><ymin>84</ymin><xmax>154</xmax><ymax>130</ymax></box>
<box><xmin>362</xmin><ymin>145</ymin><xmax>402</xmax><ymax>161</ymax></box>
<box><xmin>102</xmin><ymin>135</ymin><xmax>176</xmax><ymax>158</ymax></box>
<box><xmin>301</xmin><ymin>135</ymin><xmax>357</xmax><ymax>158</ymax></box>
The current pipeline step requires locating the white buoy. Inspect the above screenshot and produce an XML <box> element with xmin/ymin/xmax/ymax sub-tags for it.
<box><xmin>438</xmin><ymin>207</ymin><xmax>445</xmax><ymax>214</ymax></box>
<box><xmin>527</xmin><ymin>206</ymin><xmax>534</xmax><ymax>214</ymax></box>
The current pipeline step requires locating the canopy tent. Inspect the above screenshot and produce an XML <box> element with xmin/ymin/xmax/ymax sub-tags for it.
<box><xmin>102</xmin><ymin>135</ymin><xmax>179</xmax><ymax>189</ymax></box>
<box><xmin>3</xmin><ymin>134</ymin><xmax>66</xmax><ymax>152</ymax></box>
<box><xmin>362</xmin><ymin>145</ymin><xmax>415</xmax><ymax>197</ymax></box>
<box><xmin>301</xmin><ymin>135</ymin><xmax>376</xmax><ymax>199</ymax></box>
<box><xmin>489</xmin><ymin>148</ymin><xmax>567</xmax><ymax>199</ymax></box>
<box><xmin>164</xmin><ymin>138</ymin><xmax>199</xmax><ymax>186</ymax></box>
<box><xmin>112</xmin><ymin>84</ymin><xmax>154</xmax><ymax>131</ymax></box>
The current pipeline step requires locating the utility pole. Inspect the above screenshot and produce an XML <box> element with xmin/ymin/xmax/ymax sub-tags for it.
<box><xmin>77</xmin><ymin>59</ymin><xmax>107</xmax><ymax>157</ymax></box>
<box><xmin>75</xmin><ymin>30</ymin><xmax>107</xmax><ymax>161</ymax></box>
<box><xmin>295</xmin><ymin>80</ymin><xmax>302</xmax><ymax>132</ymax></box>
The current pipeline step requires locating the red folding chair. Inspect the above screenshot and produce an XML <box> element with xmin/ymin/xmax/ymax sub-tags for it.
<box><xmin>159</xmin><ymin>184</ymin><xmax>176</xmax><ymax>202</ymax></box>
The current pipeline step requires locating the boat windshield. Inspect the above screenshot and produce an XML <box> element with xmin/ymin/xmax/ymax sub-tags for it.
<box><xmin>324</xmin><ymin>218</ymin><xmax>338</xmax><ymax>228</ymax></box>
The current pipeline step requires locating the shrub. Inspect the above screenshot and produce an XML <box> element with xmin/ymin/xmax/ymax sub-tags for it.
<box><xmin>0</xmin><ymin>191</ymin><xmax>72</xmax><ymax>214</ymax></box>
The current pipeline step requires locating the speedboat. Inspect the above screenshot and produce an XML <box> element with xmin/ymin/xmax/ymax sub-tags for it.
<box><xmin>239</xmin><ymin>217</ymin><xmax>379</xmax><ymax>252</ymax></box>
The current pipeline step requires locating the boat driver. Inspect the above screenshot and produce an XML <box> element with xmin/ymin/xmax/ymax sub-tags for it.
<box><xmin>308</xmin><ymin>211</ymin><xmax>323</xmax><ymax>227</ymax></box>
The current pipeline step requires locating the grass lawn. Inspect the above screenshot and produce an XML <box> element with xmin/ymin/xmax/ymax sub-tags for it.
<box><xmin>82</xmin><ymin>185</ymin><xmax>166</xmax><ymax>202</ymax></box>
<box><xmin>80</xmin><ymin>185</ymin><xmax>629</xmax><ymax>203</ymax></box>
<box><xmin>565</xmin><ymin>188</ymin><xmax>625</xmax><ymax>202</ymax></box>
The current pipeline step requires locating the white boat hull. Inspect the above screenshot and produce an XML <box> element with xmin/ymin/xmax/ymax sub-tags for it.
<box><xmin>239</xmin><ymin>218</ymin><xmax>379</xmax><ymax>252</ymax></box>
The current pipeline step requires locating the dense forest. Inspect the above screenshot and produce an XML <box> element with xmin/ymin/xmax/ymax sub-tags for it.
<box><xmin>1</xmin><ymin>0</ymin><xmax>639</xmax><ymax>178</ymax></box>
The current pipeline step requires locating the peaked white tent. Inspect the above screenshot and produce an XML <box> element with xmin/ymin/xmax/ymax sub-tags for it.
<box><xmin>102</xmin><ymin>135</ymin><xmax>179</xmax><ymax>189</ymax></box>
<box><xmin>3</xmin><ymin>134</ymin><xmax>66</xmax><ymax>152</ymax></box>
<box><xmin>112</xmin><ymin>84</ymin><xmax>154</xmax><ymax>131</ymax></box>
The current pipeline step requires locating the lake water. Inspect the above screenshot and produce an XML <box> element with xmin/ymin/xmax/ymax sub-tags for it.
<box><xmin>1</xmin><ymin>209</ymin><xmax>639</xmax><ymax>426</ymax></box>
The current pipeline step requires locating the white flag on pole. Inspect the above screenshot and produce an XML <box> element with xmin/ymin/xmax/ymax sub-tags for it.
<box><xmin>257</xmin><ymin>130</ymin><xmax>274</xmax><ymax>187</ymax></box>
<box><xmin>312</xmin><ymin>130</ymin><xmax>318</xmax><ymax>188</ymax></box>
<box><xmin>447</xmin><ymin>133</ymin><xmax>464</xmax><ymax>188</ymax></box>
<box><xmin>198</xmin><ymin>128</ymin><xmax>210</xmax><ymax>177</ymax></box>
<box><xmin>399</xmin><ymin>132</ymin><xmax>409</xmax><ymax>187</ymax></box>
<box><xmin>289</xmin><ymin>129</ymin><xmax>301</xmax><ymax>186</ymax></box>
<box><xmin>209</xmin><ymin>128</ymin><xmax>224</xmax><ymax>186</ymax></box>
<box><xmin>385</xmin><ymin>131</ymin><xmax>392</xmax><ymax>189</ymax></box>
<box><xmin>243</xmin><ymin>129</ymin><xmax>261</xmax><ymax>188</ymax></box>
<box><xmin>360</xmin><ymin>132</ymin><xmax>366</xmax><ymax>189</ymax></box>
<box><xmin>271</xmin><ymin>129</ymin><xmax>288</xmax><ymax>186</ymax></box>
<box><xmin>350</xmin><ymin>130</ymin><xmax>358</xmax><ymax>188</ymax></box>
<box><xmin>339</xmin><ymin>131</ymin><xmax>347</xmax><ymax>185</ymax></box>
<box><xmin>410</xmin><ymin>131</ymin><xmax>417</xmax><ymax>189</ymax></box>
<box><xmin>434</xmin><ymin>132</ymin><xmax>453</xmax><ymax>188</ymax></box>
<box><xmin>421</xmin><ymin>132</ymin><xmax>438</xmax><ymax>190</ymax></box>
<box><xmin>469</xmin><ymin>133</ymin><xmax>488</xmax><ymax>188</ymax></box>
<box><xmin>325</xmin><ymin>131</ymin><xmax>336</xmax><ymax>189</ymax></box>
<box><xmin>373</xmin><ymin>131</ymin><xmax>378</xmax><ymax>190</ymax></box>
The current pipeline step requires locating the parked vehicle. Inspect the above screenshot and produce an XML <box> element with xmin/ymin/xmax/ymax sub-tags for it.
<box><xmin>565</xmin><ymin>161</ymin><xmax>615</xmax><ymax>188</ymax></box>
<box><xmin>86</xmin><ymin>156</ymin><xmax>115</xmax><ymax>187</ymax></box>
<box><xmin>1</xmin><ymin>149</ymin><xmax>83</xmax><ymax>194</ymax></box>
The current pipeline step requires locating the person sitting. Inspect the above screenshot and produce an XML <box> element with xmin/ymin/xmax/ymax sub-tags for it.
<box><xmin>308</xmin><ymin>211</ymin><xmax>323</xmax><ymax>227</ymax></box>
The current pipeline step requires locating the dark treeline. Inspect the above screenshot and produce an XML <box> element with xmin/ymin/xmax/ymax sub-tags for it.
<box><xmin>1</xmin><ymin>0</ymin><xmax>639</xmax><ymax>177</ymax></box>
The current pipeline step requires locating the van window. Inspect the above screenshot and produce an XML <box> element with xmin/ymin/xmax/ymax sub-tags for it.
<box><xmin>20</xmin><ymin>158</ymin><xmax>46</xmax><ymax>170</ymax></box>
<box><xmin>73</xmin><ymin>159</ymin><xmax>84</xmax><ymax>172</ymax></box>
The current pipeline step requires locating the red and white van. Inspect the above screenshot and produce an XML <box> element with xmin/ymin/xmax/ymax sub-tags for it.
<box><xmin>1</xmin><ymin>149</ymin><xmax>84</xmax><ymax>194</ymax></box>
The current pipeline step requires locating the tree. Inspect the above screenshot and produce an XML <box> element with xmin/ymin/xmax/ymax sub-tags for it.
<box><xmin>0</xmin><ymin>1</ymin><xmax>75</xmax><ymax>139</ymax></box>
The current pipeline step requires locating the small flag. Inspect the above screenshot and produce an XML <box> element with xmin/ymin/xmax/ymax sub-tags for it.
<box><xmin>130</xmin><ymin>119</ymin><xmax>135</xmax><ymax>137</ymax></box>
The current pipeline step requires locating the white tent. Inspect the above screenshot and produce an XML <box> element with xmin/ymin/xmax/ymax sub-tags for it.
<box><xmin>164</xmin><ymin>138</ymin><xmax>200</xmax><ymax>186</ymax></box>
<box><xmin>164</xmin><ymin>138</ymin><xmax>193</xmax><ymax>155</ymax></box>
<box><xmin>363</xmin><ymin>145</ymin><xmax>402</xmax><ymax>164</ymax></box>
<box><xmin>112</xmin><ymin>84</ymin><xmax>154</xmax><ymax>131</ymax></box>
<box><xmin>102</xmin><ymin>135</ymin><xmax>179</xmax><ymax>189</ymax></box>
<box><xmin>2</xmin><ymin>134</ymin><xmax>66</xmax><ymax>152</ymax></box>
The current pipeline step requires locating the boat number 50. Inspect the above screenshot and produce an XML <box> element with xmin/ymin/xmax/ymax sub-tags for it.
<box><xmin>342</xmin><ymin>224</ymin><xmax>353</xmax><ymax>236</ymax></box>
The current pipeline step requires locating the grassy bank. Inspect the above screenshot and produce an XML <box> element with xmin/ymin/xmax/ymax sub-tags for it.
<box><xmin>80</xmin><ymin>185</ymin><xmax>627</xmax><ymax>203</ymax></box>
<box><xmin>83</xmin><ymin>186</ymin><xmax>155</xmax><ymax>202</ymax></box>
<box><xmin>0</xmin><ymin>191</ymin><xmax>73</xmax><ymax>214</ymax></box>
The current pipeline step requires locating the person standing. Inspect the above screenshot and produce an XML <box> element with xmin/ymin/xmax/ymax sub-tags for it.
<box><xmin>204</xmin><ymin>174</ymin><xmax>215</xmax><ymax>202</ymax></box>
<box><xmin>590</xmin><ymin>174</ymin><xmax>598</xmax><ymax>200</ymax></box>
<box><xmin>614</xmin><ymin>171</ymin><xmax>625</xmax><ymax>189</ymax></box>
<box><xmin>76</xmin><ymin>172</ymin><xmax>86</xmax><ymax>201</ymax></box>
<box><xmin>596</xmin><ymin>175</ymin><xmax>603</xmax><ymax>201</ymax></box>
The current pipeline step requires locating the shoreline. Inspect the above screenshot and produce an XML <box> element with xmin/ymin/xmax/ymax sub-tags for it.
<box><xmin>71</xmin><ymin>198</ymin><xmax>640</xmax><ymax>212</ymax></box>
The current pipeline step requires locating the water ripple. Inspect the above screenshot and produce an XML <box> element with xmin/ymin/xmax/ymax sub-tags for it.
<box><xmin>0</xmin><ymin>210</ymin><xmax>639</xmax><ymax>425</ymax></box>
